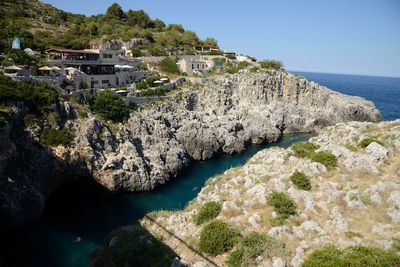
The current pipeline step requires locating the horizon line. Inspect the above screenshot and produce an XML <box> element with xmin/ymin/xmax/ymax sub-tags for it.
<box><xmin>288</xmin><ymin>69</ymin><xmax>400</xmax><ymax>79</ymax></box>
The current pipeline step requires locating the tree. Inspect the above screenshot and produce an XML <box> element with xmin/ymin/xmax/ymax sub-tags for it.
<box><xmin>203</xmin><ymin>37</ymin><xmax>218</xmax><ymax>47</ymax></box>
<box><xmin>181</xmin><ymin>31</ymin><xmax>200</xmax><ymax>46</ymax></box>
<box><xmin>106</xmin><ymin>3</ymin><xmax>125</xmax><ymax>20</ymax></box>
<box><xmin>160</xmin><ymin>58</ymin><xmax>180</xmax><ymax>74</ymax></box>
<box><xmin>92</xmin><ymin>90</ymin><xmax>129</xmax><ymax>122</ymax></box>
<box><xmin>152</xmin><ymin>19</ymin><xmax>165</xmax><ymax>30</ymax></box>
<box><xmin>126</xmin><ymin>9</ymin><xmax>152</xmax><ymax>28</ymax></box>
<box><xmin>259</xmin><ymin>60</ymin><xmax>283</xmax><ymax>70</ymax></box>
<box><xmin>166</xmin><ymin>24</ymin><xmax>185</xmax><ymax>33</ymax></box>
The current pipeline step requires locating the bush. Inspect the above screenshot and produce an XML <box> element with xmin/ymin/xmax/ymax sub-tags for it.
<box><xmin>160</xmin><ymin>58</ymin><xmax>180</xmax><ymax>74</ymax></box>
<box><xmin>91</xmin><ymin>225</ymin><xmax>177</xmax><ymax>267</ymax></box>
<box><xmin>302</xmin><ymin>246</ymin><xmax>400</xmax><ymax>267</ymax></box>
<box><xmin>199</xmin><ymin>220</ymin><xmax>240</xmax><ymax>256</ymax></box>
<box><xmin>291</xmin><ymin>142</ymin><xmax>319</xmax><ymax>158</ymax></box>
<box><xmin>359</xmin><ymin>137</ymin><xmax>384</xmax><ymax>148</ymax></box>
<box><xmin>195</xmin><ymin>201</ymin><xmax>221</xmax><ymax>225</ymax></box>
<box><xmin>0</xmin><ymin>74</ymin><xmax>57</xmax><ymax>114</ymax></box>
<box><xmin>310</xmin><ymin>151</ymin><xmax>337</xmax><ymax>170</ymax></box>
<box><xmin>259</xmin><ymin>60</ymin><xmax>283</xmax><ymax>70</ymax></box>
<box><xmin>91</xmin><ymin>90</ymin><xmax>129</xmax><ymax>122</ymax></box>
<box><xmin>290</xmin><ymin>171</ymin><xmax>311</xmax><ymax>190</ymax></box>
<box><xmin>40</xmin><ymin>127</ymin><xmax>74</xmax><ymax>147</ymax></box>
<box><xmin>226</xmin><ymin>232</ymin><xmax>285</xmax><ymax>267</ymax></box>
<box><xmin>268</xmin><ymin>191</ymin><xmax>297</xmax><ymax>219</ymax></box>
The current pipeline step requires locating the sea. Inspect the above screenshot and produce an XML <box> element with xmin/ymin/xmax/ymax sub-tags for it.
<box><xmin>1</xmin><ymin>72</ymin><xmax>400</xmax><ymax>267</ymax></box>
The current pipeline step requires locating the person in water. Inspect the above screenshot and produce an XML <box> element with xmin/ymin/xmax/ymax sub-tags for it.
<box><xmin>74</xmin><ymin>237</ymin><xmax>83</xmax><ymax>242</ymax></box>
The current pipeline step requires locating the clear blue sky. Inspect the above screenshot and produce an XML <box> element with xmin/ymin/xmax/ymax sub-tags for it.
<box><xmin>42</xmin><ymin>0</ymin><xmax>400</xmax><ymax>78</ymax></box>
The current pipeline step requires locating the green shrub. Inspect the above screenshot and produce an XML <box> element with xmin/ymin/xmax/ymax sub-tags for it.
<box><xmin>160</xmin><ymin>58</ymin><xmax>180</xmax><ymax>74</ymax></box>
<box><xmin>0</xmin><ymin>74</ymin><xmax>57</xmax><ymax>114</ymax></box>
<box><xmin>259</xmin><ymin>60</ymin><xmax>283</xmax><ymax>70</ymax></box>
<box><xmin>91</xmin><ymin>225</ymin><xmax>177</xmax><ymax>267</ymax></box>
<box><xmin>227</xmin><ymin>232</ymin><xmax>285</xmax><ymax>267</ymax></box>
<box><xmin>268</xmin><ymin>191</ymin><xmax>297</xmax><ymax>219</ymax></box>
<box><xmin>310</xmin><ymin>151</ymin><xmax>337</xmax><ymax>170</ymax></box>
<box><xmin>359</xmin><ymin>137</ymin><xmax>384</xmax><ymax>148</ymax></box>
<box><xmin>40</xmin><ymin>127</ymin><xmax>74</xmax><ymax>147</ymax></box>
<box><xmin>91</xmin><ymin>90</ymin><xmax>129</xmax><ymax>122</ymax></box>
<box><xmin>291</xmin><ymin>142</ymin><xmax>319</xmax><ymax>157</ymax></box>
<box><xmin>195</xmin><ymin>201</ymin><xmax>222</xmax><ymax>225</ymax></box>
<box><xmin>290</xmin><ymin>171</ymin><xmax>311</xmax><ymax>190</ymax></box>
<box><xmin>199</xmin><ymin>220</ymin><xmax>240</xmax><ymax>256</ymax></box>
<box><xmin>302</xmin><ymin>246</ymin><xmax>400</xmax><ymax>267</ymax></box>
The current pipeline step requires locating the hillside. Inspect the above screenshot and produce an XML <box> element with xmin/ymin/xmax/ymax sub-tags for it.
<box><xmin>0</xmin><ymin>0</ymin><xmax>218</xmax><ymax>55</ymax></box>
<box><xmin>92</xmin><ymin>120</ymin><xmax>400</xmax><ymax>266</ymax></box>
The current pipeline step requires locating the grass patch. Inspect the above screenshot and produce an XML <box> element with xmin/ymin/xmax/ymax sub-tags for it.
<box><xmin>199</xmin><ymin>220</ymin><xmax>240</xmax><ymax>256</ymax></box>
<box><xmin>268</xmin><ymin>191</ymin><xmax>297</xmax><ymax>219</ymax></box>
<box><xmin>40</xmin><ymin>127</ymin><xmax>74</xmax><ymax>147</ymax></box>
<box><xmin>291</xmin><ymin>142</ymin><xmax>319</xmax><ymax>158</ymax></box>
<box><xmin>194</xmin><ymin>201</ymin><xmax>222</xmax><ymax>225</ymax></box>
<box><xmin>359</xmin><ymin>137</ymin><xmax>384</xmax><ymax>148</ymax></box>
<box><xmin>302</xmin><ymin>246</ymin><xmax>400</xmax><ymax>267</ymax></box>
<box><xmin>290</xmin><ymin>171</ymin><xmax>312</xmax><ymax>190</ymax></box>
<box><xmin>310</xmin><ymin>151</ymin><xmax>337</xmax><ymax>170</ymax></box>
<box><xmin>226</xmin><ymin>232</ymin><xmax>285</xmax><ymax>267</ymax></box>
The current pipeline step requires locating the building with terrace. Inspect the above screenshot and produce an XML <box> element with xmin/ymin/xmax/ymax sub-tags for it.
<box><xmin>45</xmin><ymin>48</ymin><xmax>143</xmax><ymax>89</ymax></box>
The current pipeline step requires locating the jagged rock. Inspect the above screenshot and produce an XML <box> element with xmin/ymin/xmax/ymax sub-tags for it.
<box><xmin>0</xmin><ymin>70</ymin><xmax>383</xmax><ymax>227</ymax></box>
<box><xmin>365</xmin><ymin>142</ymin><xmax>389</xmax><ymax>161</ymax></box>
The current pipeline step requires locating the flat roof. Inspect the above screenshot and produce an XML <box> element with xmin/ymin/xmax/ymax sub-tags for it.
<box><xmin>45</xmin><ymin>48</ymin><xmax>99</xmax><ymax>54</ymax></box>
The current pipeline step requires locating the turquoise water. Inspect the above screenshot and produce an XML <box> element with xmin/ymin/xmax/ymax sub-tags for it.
<box><xmin>1</xmin><ymin>133</ymin><xmax>312</xmax><ymax>267</ymax></box>
<box><xmin>292</xmin><ymin>72</ymin><xmax>400</xmax><ymax>121</ymax></box>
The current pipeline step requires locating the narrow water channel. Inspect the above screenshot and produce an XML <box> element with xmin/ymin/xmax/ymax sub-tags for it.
<box><xmin>2</xmin><ymin>133</ymin><xmax>312</xmax><ymax>267</ymax></box>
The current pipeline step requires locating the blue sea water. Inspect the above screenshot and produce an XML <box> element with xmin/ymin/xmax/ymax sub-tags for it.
<box><xmin>292</xmin><ymin>72</ymin><xmax>400</xmax><ymax>121</ymax></box>
<box><xmin>2</xmin><ymin>72</ymin><xmax>400</xmax><ymax>267</ymax></box>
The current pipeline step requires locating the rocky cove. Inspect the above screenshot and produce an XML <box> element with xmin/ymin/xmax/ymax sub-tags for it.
<box><xmin>0</xmin><ymin>70</ymin><xmax>382</xmax><ymax>229</ymax></box>
<box><xmin>107</xmin><ymin>119</ymin><xmax>400</xmax><ymax>267</ymax></box>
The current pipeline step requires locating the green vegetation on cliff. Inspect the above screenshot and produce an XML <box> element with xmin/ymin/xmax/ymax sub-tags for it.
<box><xmin>0</xmin><ymin>1</ymin><xmax>217</xmax><ymax>55</ymax></box>
<box><xmin>302</xmin><ymin>246</ymin><xmax>400</xmax><ymax>267</ymax></box>
<box><xmin>194</xmin><ymin>201</ymin><xmax>221</xmax><ymax>225</ymax></box>
<box><xmin>227</xmin><ymin>232</ymin><xmax>285</xmax><ymax>267</ymax></box>
<box><xmin>199</xmin><ymin>220</ymin><xmax>240</xmax><ymax>256</ymax></box>
<box><xmin>91</xmin><ymin>225</ymin><xmax>177</xmax><ymax>267</ymax></box>
<box><xmin>0</xmin><ymin>74</ymin><xmax>57</xmax><ymax>114</ymax></box>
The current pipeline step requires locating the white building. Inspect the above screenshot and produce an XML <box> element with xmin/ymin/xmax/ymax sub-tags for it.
<box><xmin>46</xmin><ymin>48</ymin><xmax>143</xmax><ymax>89</ymax></box>
<box><xmin>177</xmin><ymin>56</ymin><xmax>225</xmax><ymax>75</ymax></box>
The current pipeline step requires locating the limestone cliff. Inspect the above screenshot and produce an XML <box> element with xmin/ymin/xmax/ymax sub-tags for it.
<box><xmin>81</xmin><ymin>70</ymin><xmax>381</xmax><ymax>192</ymax></box>
<box><xmin>0</xmin><ymin>70</ymin><xmax>382</xmax><ymax>228</ymax></box>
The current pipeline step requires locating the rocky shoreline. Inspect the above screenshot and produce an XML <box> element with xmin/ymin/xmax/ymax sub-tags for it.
<box><xmin>93</xmin><ymin>119</ymin><xmax>400</xmax><ymax>267</ymax></box>
<box><xmin>0</xmin><ymin>70</ymin><xmax>382</xmax><ymax>227</ymax></box>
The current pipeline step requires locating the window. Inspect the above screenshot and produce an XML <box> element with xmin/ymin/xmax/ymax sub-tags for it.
<box><xmin>102</xmin><ymin>53</ymin><xmax>113</xmax><ymax>59</ymax></box>
<box><xmin>102</xmin><ymin>80</ymin><xmax>109</xmax><ymax>84</ymax></box>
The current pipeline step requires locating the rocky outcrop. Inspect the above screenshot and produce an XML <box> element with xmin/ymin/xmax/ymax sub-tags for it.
<box><xmin>0</xmin><ymin>70</ymin><xmax>382</xmax><ymax>227</ymax></box>
<box><xmin>123</xmin><ymin>119</ymin><xmax>400</xmax><ymax>267</ymax></box>
<box><xmin>75</xmin><ymin>70</ymin><xmax>381</xmax><ymax>192</ymax></box>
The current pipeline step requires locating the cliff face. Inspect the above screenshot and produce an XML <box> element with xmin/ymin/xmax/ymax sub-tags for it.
<box><xmin>0</xmin><ymin>70</ymin><xmax>382</xmax><ymax>227</ymax></box>
<box><xmin>96</xmin><ymin>119</ymin><xmax>400</xmax><ymax>267</ymax></box>
<box><xmin>79</xmin><ymin>70</ymin><xmax>381</xmax><ymax>192</ymax></box>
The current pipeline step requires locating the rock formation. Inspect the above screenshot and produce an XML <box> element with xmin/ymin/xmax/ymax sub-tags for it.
<box><xmin>0</xmin><ymin>70</ymin><xmax>382</xmax><ymax>227</ymax></box>
<box><xmin>99</xmin><ymin>119</ymin><xmax>400</xmax><ymax>267</ymax></box>
<box><xmin>82</xmin><ymin>70</ymin><xmax>382</xmax><ymax>192</ymax></box>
